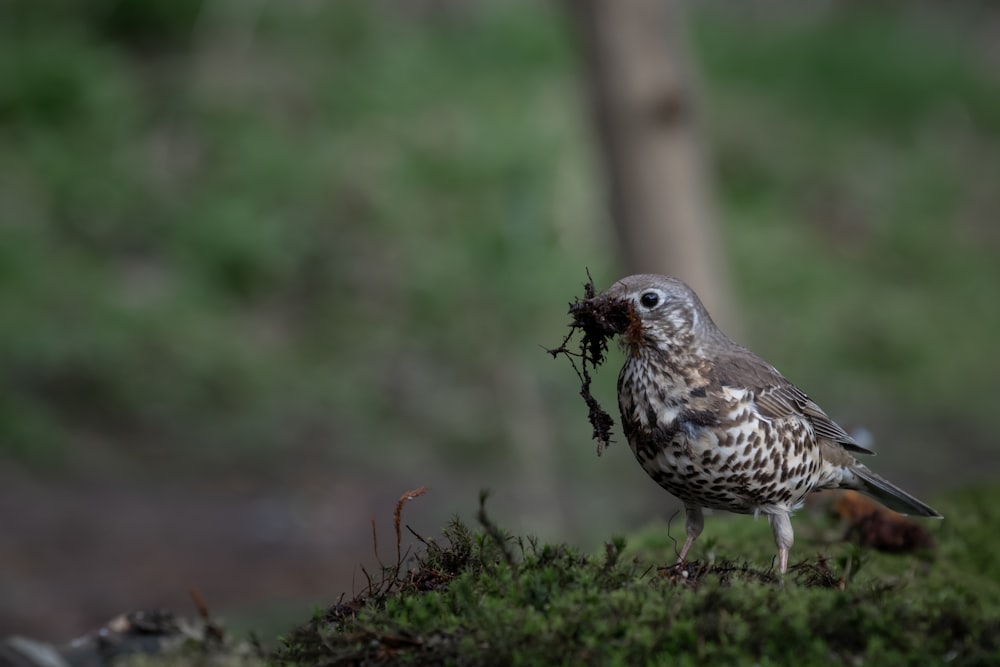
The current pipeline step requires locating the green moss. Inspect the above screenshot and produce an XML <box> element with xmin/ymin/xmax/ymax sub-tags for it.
<box><xmin>272</xmin><ymin>486</ymin><xmax>1000</xmax><ymax>666</ymax></box>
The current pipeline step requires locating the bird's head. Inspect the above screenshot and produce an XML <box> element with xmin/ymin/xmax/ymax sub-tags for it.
<box><xmin>596</xmin><ymin>274</ymin><xmax>714</xmax><ymax>355</ymax></box>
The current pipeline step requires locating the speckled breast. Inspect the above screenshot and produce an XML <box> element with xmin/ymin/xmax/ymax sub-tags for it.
<box><xmin>618</xmin><ymin>362</ymin><xmax>821</xmax><ymax>515</ymax></box>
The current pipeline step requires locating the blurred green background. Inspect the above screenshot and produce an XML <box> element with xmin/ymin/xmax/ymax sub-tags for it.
<box><xmin>1</xmin><ymin>0</ymin><xmax>998</xmax><ymax>639</ymax></box>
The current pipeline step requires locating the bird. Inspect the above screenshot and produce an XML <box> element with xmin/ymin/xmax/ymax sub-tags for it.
<box><xmin>593</xmin><ymin>273</ymin><xmax>941</xmax><ymax>574</ymax></box>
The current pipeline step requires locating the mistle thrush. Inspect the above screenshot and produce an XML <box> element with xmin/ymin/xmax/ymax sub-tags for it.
<box><xmin>593</xmin><ymin>274</ymin><xmax>941</xmax><ymax>573</ymax></box>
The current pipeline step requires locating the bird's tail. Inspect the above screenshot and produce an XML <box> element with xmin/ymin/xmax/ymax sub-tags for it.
<box><xmin>851</xmin><ymin>465</ymin><xmax>942</xmax><ymax>518</ymax></box>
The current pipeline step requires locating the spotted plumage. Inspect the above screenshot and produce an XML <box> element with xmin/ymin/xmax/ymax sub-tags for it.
<box><xmin>598</xmin><ymin>274</ymin><xmax>941</xmax><ymax>573</ymax></box>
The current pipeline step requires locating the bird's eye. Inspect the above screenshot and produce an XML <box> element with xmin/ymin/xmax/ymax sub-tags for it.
<box><xmin>639</xmin><ymin>291</ymin><xmax>660</xmax><ymax>308</ymax></box>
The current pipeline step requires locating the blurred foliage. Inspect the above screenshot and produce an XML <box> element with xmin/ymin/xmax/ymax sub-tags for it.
<box><xmin>0</xmin><ymin>0</ymin><xmax>997</xmax><ymax>487</ymax></box>
<box><xmin>0</xmin><ymin>0</ymin><xmax>605</xmax><ymax>474</ymax></box>
<box><xmin>695</xmin><ymin>3</ymin><xmax>1000</xmax><ymax>476</ymax></box>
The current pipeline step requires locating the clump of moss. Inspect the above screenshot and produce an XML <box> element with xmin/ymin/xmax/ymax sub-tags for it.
<box><xmin>547</xmin><ymin>271</ymin><xmax>632</xmax><ymax>455</ymax></box>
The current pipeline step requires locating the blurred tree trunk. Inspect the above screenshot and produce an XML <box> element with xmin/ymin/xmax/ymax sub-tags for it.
<box><xmin>566</xmin><ymin>0</ymin><xmax>738</xmax><ymax>332</ymax></box>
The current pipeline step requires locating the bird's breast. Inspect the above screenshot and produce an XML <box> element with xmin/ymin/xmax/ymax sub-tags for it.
<box><xmin>618</xmin><ymin>366</ymin><xmax>820</xmax><ymax>513</ymax></box>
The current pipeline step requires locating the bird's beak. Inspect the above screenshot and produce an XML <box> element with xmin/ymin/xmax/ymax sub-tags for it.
<box><xmin>597</xmin><ymin>280</ymin><xmax>651</xmax><ymax>354</ymax></box>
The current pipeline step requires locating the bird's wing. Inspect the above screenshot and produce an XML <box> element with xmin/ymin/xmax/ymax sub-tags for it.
<box><xmin>754</xmin><ymin>385</ymin><xmax>874</xmax><ymax>454</ymax></box>
<box><xmin>710</xmin><ymin>347</ymin><xmax>875</xmax><ymax>456</ymax></box>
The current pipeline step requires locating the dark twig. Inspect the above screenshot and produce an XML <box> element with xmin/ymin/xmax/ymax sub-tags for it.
<box><xmin>477</xmin><ymin>490</ymin><xmax>516</xmax><ymax>571</ymax></box>
<box><xmin>371</xmin><ymin>517</ymin><xmax>384</xmax><ymax>569</ymax></box>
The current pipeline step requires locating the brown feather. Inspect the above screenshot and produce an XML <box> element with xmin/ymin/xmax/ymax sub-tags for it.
<box><xmin>708</xmin><ymin>346</ymin><xmax>874</xmax><ymax>455</ymax></box>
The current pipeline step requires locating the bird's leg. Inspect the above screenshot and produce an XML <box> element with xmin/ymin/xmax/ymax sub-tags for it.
<box><xmin>677</xmin><ymin>504</ymin><xmax>704</xmax><ymax>563</ymax></box>
<box><xmin>767</xmin><ymin>512</ymin><xmax>794</xmax><ymax>574</ymax></box>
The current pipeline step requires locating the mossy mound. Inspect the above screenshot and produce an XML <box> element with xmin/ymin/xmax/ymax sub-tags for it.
<box><xmin>272</xmin><ymin>487</ymin><xmax>1000</xmax><ymax>666</ymax></box>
